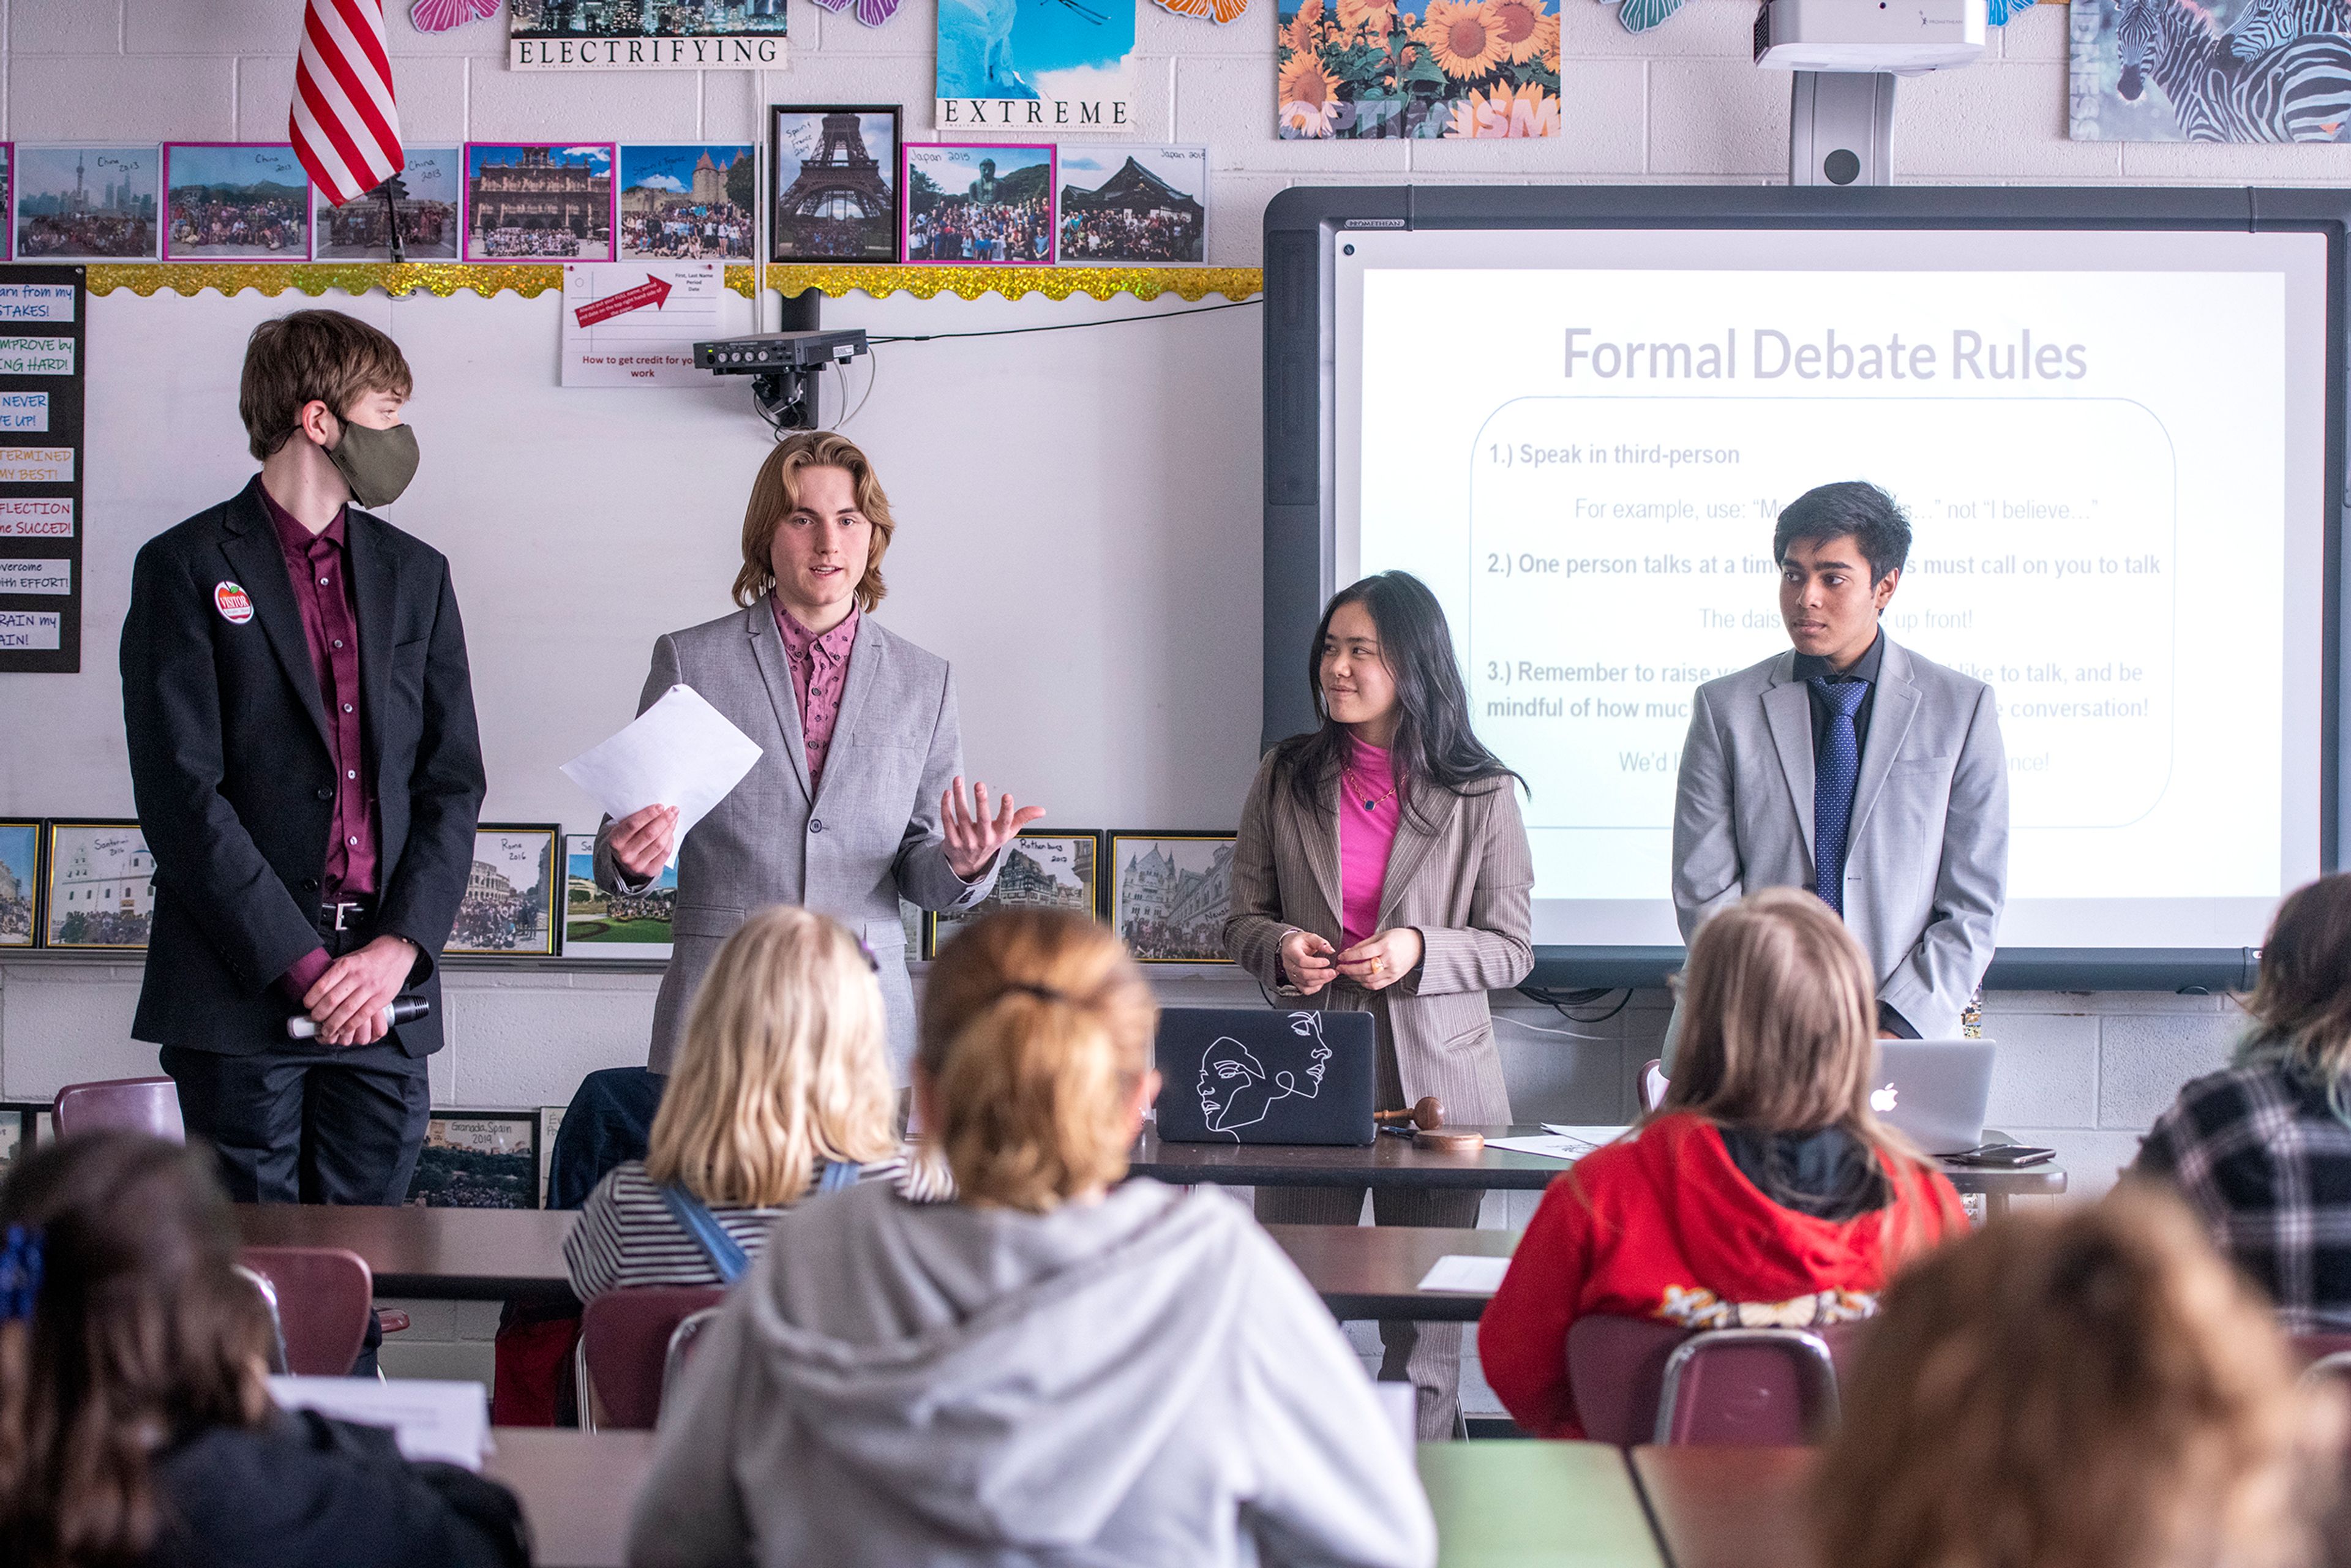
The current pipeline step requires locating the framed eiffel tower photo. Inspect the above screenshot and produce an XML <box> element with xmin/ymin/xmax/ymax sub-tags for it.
<box><xmin>770</xmin><ymin>105</ymin><xmax>901</xmax><ymax>264</ymax></box>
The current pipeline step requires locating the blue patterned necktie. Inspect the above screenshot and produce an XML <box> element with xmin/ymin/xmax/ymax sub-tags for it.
<box><xmin>1810</xmin><ymin>676</ymin><xmax>1869</xmax><ymax>916</ymax></box>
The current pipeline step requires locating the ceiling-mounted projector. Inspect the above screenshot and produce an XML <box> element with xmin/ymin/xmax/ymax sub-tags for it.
<box><xmin>1753</xmin><ymin>0</ymin><xmax>1987</xmax><ymax>73</ymax></box>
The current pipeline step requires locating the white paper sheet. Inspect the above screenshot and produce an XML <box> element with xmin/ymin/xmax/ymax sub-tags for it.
<box><xmin>268</xmin><ymin>1376</ymin><xmax>492</xmax><ymax>1471</ymax></box>
<box><xmin>1540</xmin><ymin>1123</ymin><xmax>1630</xmax><ymax>1149</ymax></box>
<box><xmin>1417</xmin><ymin>1255</ymin><xmax>1512</xmax><ymax>1294</ymax></box>
<box><xmin>560</xmin><ymin>683</ymin><xmax>762</xmax><ymax>868</ymax></box>
<box><xmin>1487</xmin><ymin>1126</ymin><xmax>1627</xmax><ymax>1162</ymax></box>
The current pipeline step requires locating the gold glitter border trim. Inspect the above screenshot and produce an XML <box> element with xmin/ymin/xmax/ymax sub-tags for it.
<box><xmin>764</xmin><ymin>266</ymin><xmax>1261</xmax><ymax>302</ymax></box>
<box><xmin>82</xmin><ymin>262</ymin><xmax>1261</xmax><ymax>303</ymax></box>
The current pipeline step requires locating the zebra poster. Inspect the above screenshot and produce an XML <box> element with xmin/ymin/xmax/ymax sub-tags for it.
<box><xmin>2070</xmin><ymin>0</ymin><xmax>2351</xmax><ymax>140</ymax></box>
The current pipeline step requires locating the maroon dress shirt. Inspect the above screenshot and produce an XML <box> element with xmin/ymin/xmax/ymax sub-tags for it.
<box><xmin>261</xmin><ymin>482</ymin><xmax>380</xmax><ymax>997</ymax></box>
<box><xmin>772</xmin><ymin>599</ymin><xmax>860</xmax><ymax>792</ymax></box>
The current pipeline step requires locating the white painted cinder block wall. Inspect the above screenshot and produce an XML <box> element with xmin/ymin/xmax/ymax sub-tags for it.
<box><xmin>0</xmin><ymin>0</ymin><xmax>2320</xmax><ymax>1387</ymax></box>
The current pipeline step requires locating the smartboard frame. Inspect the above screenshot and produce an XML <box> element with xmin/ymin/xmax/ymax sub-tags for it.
<box><xmin>1262</xmin><ymin>184</ymin><xmax>2350</xmax><ymax>992</ymax></box>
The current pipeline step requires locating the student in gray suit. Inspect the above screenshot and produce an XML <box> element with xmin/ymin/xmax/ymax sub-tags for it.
<box><xmin>1672</xmin><ymin>481</ymin><xmax>2008</xmax><ymax>1046</ymax></box>
<box><xmin>598</xmin><ymin>432</ymin><xmax>1040</xmax><ymax>1080</ymax></box>
<box><xmin>1227</xmin><ymin>571</ymin><xmax>1534</xmax><ymax>1440</ymax></box>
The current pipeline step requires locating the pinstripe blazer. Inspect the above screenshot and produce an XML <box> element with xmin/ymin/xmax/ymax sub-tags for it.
<box><xmin>594</xmin><ymin>598</ymin><xmax>996</xmax><ymax>1079</ymax></box>
<box><xmin>1224</xmin><ymin>749</ymin><xmax>1535</xmax><ymax>1123</ymax></box>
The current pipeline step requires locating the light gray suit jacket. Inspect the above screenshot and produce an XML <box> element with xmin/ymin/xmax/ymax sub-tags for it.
<box><xmin>1224</xmin><ymin>751</ymin><xmax>1535</xmax><ymax>1123</ymax></box>
<box><xmin>1671</xmin><ymin>636</ymin><xmax>2008</xmax><ymax>1041</ymax></box>
<box><xmin>595</xmin><ymin>598</ymin><xmax>996</xmax><ymax>1079</ymax></box>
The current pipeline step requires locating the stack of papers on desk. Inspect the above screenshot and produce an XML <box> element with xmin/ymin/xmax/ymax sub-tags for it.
<box><xmin>1484</xmin><ymin>1125</ymin><xmax>1629</xmax><ymax>1161</ymax></box>
<box><xmin>1417</xmin><ymin>1255</ymin><xmax>1512</xmax><ymax>1293</ymax></box>
<box><xmin>268</xmin><ymin>1376</ymin><xmax>492</xmax><ymax>1471</ymax></box>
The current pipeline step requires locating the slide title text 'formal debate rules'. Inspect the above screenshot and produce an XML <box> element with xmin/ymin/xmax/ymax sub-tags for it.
<box><xmin>1565</xmin><ymin>328</ymin><xmax>2089</xmax><ymax>383</ymax></box>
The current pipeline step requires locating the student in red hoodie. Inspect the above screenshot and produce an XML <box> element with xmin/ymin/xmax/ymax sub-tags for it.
<box><xmin>1479</xmin><ymin>886</ymin><xmax>1970</xmax><ymax>1438</ymax></box>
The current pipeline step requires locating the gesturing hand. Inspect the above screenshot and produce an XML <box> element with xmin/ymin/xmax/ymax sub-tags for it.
<box><xmin>1280</xmin><ymin>929</ymin><xmax>1338</xmax><ymax>995</ymax></box>
<box><xmin>303</xmin><ymin>935</ymin><xmax>418</xmax><ymax>1046</ymax></box>
<box><xmin>1334</xmin><ymin>928</ymin><xmax>1423</xmax><ymax>992</ymax></box>
<box><xmin>610</xmin><ymin>803</ymin><xmax>679</xmax><ymax>883</ymax></box>
<box><xmin>943</xmin><ymin>776</ymin><xmax>1045</xmax><ymax>880</ymax></box>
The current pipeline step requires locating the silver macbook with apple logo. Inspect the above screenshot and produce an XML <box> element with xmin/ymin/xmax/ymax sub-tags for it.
<box><xmin>1868</xmin><ymin>1040</ymin><xmax>1997</xmax><ymax>1157</ymax></box>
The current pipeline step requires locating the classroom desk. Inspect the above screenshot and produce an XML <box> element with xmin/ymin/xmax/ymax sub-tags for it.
<box><xmin>233</xmin><ymin>1204</ymin><xmax>1517</xmax><ymax>1318</ymax></box>
<box><xmin>486</xmin><ymin>1428</ymin><xmax>653</xmax><ymax>1568</ymax></box>
<box><xmin>1421</xmin><ymin>1441</ymin><xmax>1667</xmax><ymax>1568</ymax></box>
<box><xmin>1630</xmin><ymin>1444</ymin><xmax>1820</xmax><ymax>1568</ymax></box>
<box><xmin>1130</xmin><ymin>1128</ymin><xmax>2067</xmax><ymax>1216</ymax></box>
<box><xmin>486</xmin><ymin>1430</ymin><xmax>1659</xmax><ymax>1568</ymax></box>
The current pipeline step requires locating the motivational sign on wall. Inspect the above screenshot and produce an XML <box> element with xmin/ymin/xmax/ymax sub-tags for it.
<box><xmin>0</xmin><ymin>269</ymin><xmax>85</xmax><ymax>673</ymax></box>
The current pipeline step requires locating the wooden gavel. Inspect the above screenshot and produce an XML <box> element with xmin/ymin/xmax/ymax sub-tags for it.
<box><xmin>1374</xmin><ymin>1097</ymin><xmax>1447</xmax><ymax>1131</ymax></box>
<box><xmin>1374</xmin><ymin>1097</ymin><xmax>1484</xmax><ymax>1153</ymax></box>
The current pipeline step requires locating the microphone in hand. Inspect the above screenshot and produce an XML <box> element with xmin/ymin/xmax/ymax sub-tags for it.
<box><xmin>287</xmin><ymin>996</ymin><xmax>432</xmax><ymax>1041</ymax></box>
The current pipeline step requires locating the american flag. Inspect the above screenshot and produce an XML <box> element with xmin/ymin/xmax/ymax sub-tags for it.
<box><xmin>291</xmin><ymin>0</ymin><xmax>404</xmax><ymax>209</ymax></box>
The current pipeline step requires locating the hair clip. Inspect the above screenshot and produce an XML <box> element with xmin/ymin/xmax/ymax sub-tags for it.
<box><xmin>0</xmin><ymin>1225</ymin><xmax>43</xmax><ymax>1324</ymax></box>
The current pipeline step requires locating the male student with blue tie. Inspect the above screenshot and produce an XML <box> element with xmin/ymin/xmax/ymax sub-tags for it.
<box><xmin>1671</xmin><ymin>481</ymin><xmax>2008</xmax><ymax>1042</ymax></box>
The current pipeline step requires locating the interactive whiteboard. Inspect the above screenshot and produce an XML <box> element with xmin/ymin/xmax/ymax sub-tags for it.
<box><xmin>1263</xmin><ymin>189</ymin><xmax>2349</xmax><ymax>985</ymax></box>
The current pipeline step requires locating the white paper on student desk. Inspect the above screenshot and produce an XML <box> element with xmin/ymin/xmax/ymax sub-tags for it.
<box><xmin>1417</xmin><ymin>1255</ymin><xmax>1512</xmax><ymax>1294</ymax></box>
<box><xmin>266</xmin><ymin>1376</ymin><xmax>490</xmax><ymax>1471</ymax></box>
<box><xmin>560</xmin><ymin>684</ymin><xmax>762</xmax><ymax>868</ymax></box>
<box><xmin>1485</xmin><ymin>1126</ymin><xmax>1628</xmax><ymax>1162</ymax></box>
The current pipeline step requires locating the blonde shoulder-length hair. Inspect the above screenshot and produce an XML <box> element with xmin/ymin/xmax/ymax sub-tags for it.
<box><xmin>1663</xmin><ymin>886</ymin><xmax>1926</xmax><ymax>1174</ymax></box>
<box><xmin>1816</xmin><ymin>1185</ymin><xmax>2340</xmax><ymax>1568</ymax></box>
<box><xmin>644</xmin><ymin>905</ymin><xmax>899</xmax><ymax>1207</ymax></box>
<box><xmin>732</xmin><ymin>430</ymin><xmax>898</xmax><ymax>614</ymax></box>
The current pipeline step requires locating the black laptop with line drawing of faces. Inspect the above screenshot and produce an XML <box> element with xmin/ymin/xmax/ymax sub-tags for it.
<box><xmin>1152</xmin><ymin>1007</ymin><xmax>1379</xmax><ymax>1146</ymax></box>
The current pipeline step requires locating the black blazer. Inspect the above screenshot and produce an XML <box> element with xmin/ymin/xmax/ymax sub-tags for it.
<box><xmin>119</xmin><ymin>479</ymin><xmax>486</xmax><ymax>1057</ymax></box>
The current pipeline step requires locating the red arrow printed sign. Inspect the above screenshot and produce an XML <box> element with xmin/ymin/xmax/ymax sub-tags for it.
<box><xmin>572</xmin><ymin>274</ymin><xmax>675</xmax><ymax>329</ymax></box>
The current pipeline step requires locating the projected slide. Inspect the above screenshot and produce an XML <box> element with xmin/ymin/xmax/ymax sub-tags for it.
<box><xmin>1341</xmin><ymin>231</ymin><xmax>2327</xmax><ymax>949</ymax></box>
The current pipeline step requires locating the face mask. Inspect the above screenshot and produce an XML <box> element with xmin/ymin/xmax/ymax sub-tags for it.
<box><xmin>325</xmin><ymin>419</ymin><xmax>419</xmax><ymax>509</ymax></box>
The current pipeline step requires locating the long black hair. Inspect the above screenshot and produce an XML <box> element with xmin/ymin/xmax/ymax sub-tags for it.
<box><xmin>1275</xmin><ymin>571</ymin><xmax>1522</xmax><ymax>829</ymax></box>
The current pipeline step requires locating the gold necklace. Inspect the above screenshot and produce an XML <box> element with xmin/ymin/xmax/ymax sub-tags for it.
<box><xmin>1345</xmin><ymin>767</ymin><xmax>1399</xmax><ymax>812</ymax></box>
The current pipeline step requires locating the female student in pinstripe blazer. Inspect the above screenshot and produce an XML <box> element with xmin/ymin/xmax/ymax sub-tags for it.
<box><xmin>1224</xmin><ymin>571</ymin><xmax>1535</xmax><ymax>1441</ymax></box>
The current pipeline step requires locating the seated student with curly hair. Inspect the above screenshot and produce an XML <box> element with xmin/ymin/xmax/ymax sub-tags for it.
<box><xmin>628</xmin><ymin>908</ymin><xmax>1434</xmax><ymax>1568</ymax></box>
<box><xmin>1817</xmin><ymin>1185</ymin><xmax>2342</xmax><ymax>1568</ymax></box>
<box><xmin>1479</xmin><ymin>886</ymin><xmax>1970</xmax><ymax>1438</ymax></box>
<box><xmin>0</xmin><ymin>1131</ymin><xmax>526</xmax><ymax>1568</ymax></box>
<box><xmin>563</xmin><ymin>905</ymin><xmax>922</xmax><ymax>1302</ymax></box>
<box><xmin>2136</xmin><ymin>872</ymin><xmax>2351</xmax><ymax>1332</ymax></box>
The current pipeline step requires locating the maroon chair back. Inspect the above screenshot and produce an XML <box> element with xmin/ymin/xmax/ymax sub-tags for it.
<box><xmin>51</xmin><ymin>1077</ymin><xmax>184</xmax><ymax>1141</ymax></box>
<box><xmin>579</xmin><ymin>1286</ymin><xmax>725</xmax><ymax>1431</ymax></box>
<box><xmin>2293</xmin><ymin>1332</ymin><xmax>2351</xmax><ymax>1366</ymax></box>
<box><xmin>238</xmin><ymin>1245</ymin><xmax>375</xmax><ymax>1376</ymax></box>
<box><xmin>1568</xmin><ymin>1315</ymin><xmax>1869</xmax><ymax>1444</ymax></box>
<box><xmin>1567</xmin><ymin>1315</ymin><xmax>1688</xmax><ymax>1443</ymax></box>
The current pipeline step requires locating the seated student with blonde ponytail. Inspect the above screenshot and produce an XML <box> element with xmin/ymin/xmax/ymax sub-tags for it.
<box><xmin>564</xmin><ymin>905</ymin><xmax>913</xmax><ymax>1300</ymax></box>
<box><xmin>1479</xmin><ymin>887</ymin><xmax>1970</xmax><ymax>1439</ymax></box>
<box><xmin>0</xmin><ymin>1131</ymin><xmax>526</xmax><ymax>1568</ymax></box>
<box><xmin>629</xmin><ymin>908</ymin><xmax>1436</xmax><ymax>1568</ymax></box>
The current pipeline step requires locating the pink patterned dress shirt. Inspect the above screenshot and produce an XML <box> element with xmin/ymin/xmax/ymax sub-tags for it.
<box><xmin>773</xmin><ymin>599</ymin><xmax>860</xmax><ymax>792</ymax></box>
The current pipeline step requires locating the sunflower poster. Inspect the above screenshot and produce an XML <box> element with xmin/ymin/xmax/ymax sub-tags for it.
<box><xmin>1276</xmin><ymin>0</ymin><xmax>1561</xmax><ymax>138</ymax></box>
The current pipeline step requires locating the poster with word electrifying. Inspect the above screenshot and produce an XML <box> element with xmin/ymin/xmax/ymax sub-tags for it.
<box><xmin>0</xmin><ymin>266</ymin><xmax>84</xmax><ymax>673</ymax></box>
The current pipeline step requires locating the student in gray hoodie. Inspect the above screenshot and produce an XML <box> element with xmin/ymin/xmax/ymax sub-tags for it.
<box><xmin>628</xmin><ymin>907</ymin><xmax>1439</xmax><ymax>1568</ymax></box>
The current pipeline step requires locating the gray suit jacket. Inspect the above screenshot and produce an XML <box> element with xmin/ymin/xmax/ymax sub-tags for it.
<box><xmin>1671</xmin><ymin>636</ymin><xmax>2008</xmax><ymax>1041</ymax></box>
<box><xmin>595</xmin><ymin>598</ymin><xmax>996</xmax><ymax>1078</ymax></box>
<box><xmin>1224</xmin><ymin>751</ymin><xmax>1535</xmax><ymax>1123</ymax></box>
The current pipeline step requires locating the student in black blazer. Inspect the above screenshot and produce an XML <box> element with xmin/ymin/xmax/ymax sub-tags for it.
<box><xmin>119</xmin><ymin>310</ymin><xmax>484</xmax><ymax>1209</ymax></box>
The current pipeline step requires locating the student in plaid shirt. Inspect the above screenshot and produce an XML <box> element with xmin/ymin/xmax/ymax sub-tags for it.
<box><xmin>2134</xmin><ymin>873</ymin><xmax>2351</xmax><ymax>1332</ymax></box>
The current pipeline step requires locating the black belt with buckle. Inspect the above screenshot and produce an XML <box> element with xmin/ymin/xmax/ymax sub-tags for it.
<box><xmin>320</xmin><ymin>898</ymin><xmax>378</xmax><ymax>932</ymax></box>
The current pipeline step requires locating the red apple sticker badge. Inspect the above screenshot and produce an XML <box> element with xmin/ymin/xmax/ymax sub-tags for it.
<box><xmin>214</xmin><ymin>581</ymin><xmax>255</xmax><ymax>625</ymax></box>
